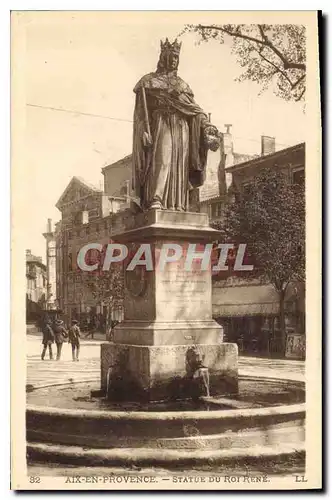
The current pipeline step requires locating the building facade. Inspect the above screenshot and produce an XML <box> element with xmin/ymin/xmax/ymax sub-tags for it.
<box><xmin>43</xmin><ymin>218</ymin><xmax>58</xmax><ymax>311</ymax></box>
<box><xmin>102</xmin><ymin>154</ymin><xmax>132</xmax><ymax>199</ymax></box>
<box><xmin>54</xmin><ymin>175</ymin><xmax>129</xmax><ymax>330</ymax></box>
<box><xmin>207</xmin><ymin>141</ymin><xmax>305</xmax><ymax>358</ymax></box>
<box><xmin>26</xmin><ymin>249</ymin><xmax>47</xmax><ymax>323</ymax></box>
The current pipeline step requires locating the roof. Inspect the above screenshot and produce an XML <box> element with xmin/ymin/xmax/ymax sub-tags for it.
<box><xmin>74</xmin><ymin>176</ymin><xmax>102</xmax><ymax>192</ymax></box>
<box><xmin>233</xmin><ymin>152</ymin><xmax>259</xmax><ymax>164</ymax></box>
<box><xmin>226</xmin><ymin>143</ymin><xmax>305</xmax><ymax>173</ymax></box>
<box><xmin>55</xmin><ymin>176</ymin><xmax>102</xmax><ymax>209</ymax></box>
<box><xmin>199</xmin><ymin>149</ymin><xmax>258</xmax><ymax>203</ymax></box>
<box><xmin>199</xmin><ymin>194</ymin><xmax>227</xmax><ymax>204</ymax></box>
<box><xmin>26</xmin><ymin>254</ymin><xmax>46</xmax><ymax>270</ymax></box>
<box><xmin>101</xmin><ymin>154</ymin><xmax>132</xmax><ymax>174</ymax></box>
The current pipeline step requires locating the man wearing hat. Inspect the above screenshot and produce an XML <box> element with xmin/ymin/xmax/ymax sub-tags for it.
<box><xmin>53</xmin><ymin>319</ymin><xmax>68</xmax><ymax>361</ymax></box>
<box><xmin>41</xmin><ymin>318</ymin><xmax>54</xmax><ymax>360</ymax></box>
<box><xmin>68</xmin><ymin>319</ymin><xmax>81</xmax><ymax>362</ymax></box>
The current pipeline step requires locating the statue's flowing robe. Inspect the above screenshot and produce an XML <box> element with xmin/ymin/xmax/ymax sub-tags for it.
<box><xmin>132</xmin><ymin>72</ymin><xmax>209</xmax><ymax>210</ymax></box>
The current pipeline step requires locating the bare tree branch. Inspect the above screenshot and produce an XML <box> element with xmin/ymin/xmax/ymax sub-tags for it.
<box><xmin>257</xmin><ymin>24</ymin><xmax>305</xmax><ymax>70</ymax></box>
<box><xmin>183</xmin><ymin>23</ymin><xmax>306</xmax><ymax>102</ymax></box>
<box><xmin>291</xmin><ymin>74</ymin><xmax>305</xmax><ymax>89</ymax></box>
<box><xmin>295</xmin><ymin>87</ymin><xmax>305</xmax><ymax>101</ymax></box>
<box><xmin>257</xmin><ymin>47</ymin><xmax>294</xmax><ymax>87</ymax></box>
<box><xmin>192</xmin><ymin>24</ymin><xmax>306</xmax><ymax>70</ymax></box>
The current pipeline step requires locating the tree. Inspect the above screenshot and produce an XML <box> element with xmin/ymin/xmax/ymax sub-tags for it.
<box><xmin>213</xmin><ymin>168</ymin><xmax>305</xmax><ymax>353</ymax></box>
<box><xmin>181</xmin><ymin>24</ymin><xmax>306</xmax><ymax>102</ymax></box>
<box><xmin>85</xmin><ymin>249</ymin><xmax>124</xmax><ymax>335</ymax></box>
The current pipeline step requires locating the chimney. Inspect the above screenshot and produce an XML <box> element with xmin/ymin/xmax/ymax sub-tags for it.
<box><xmin>218</xmin><ymin>124</ymin><xmax>234</xmax><ymax>195</ymax></box>
<box><xmin>223</xmin><ymin>124</ymin><xmax>234</xmax><ymax>156</ymax></box>
<box><xmin>224</xmin><ymin>124</ymin><xmax>232</xmax><ymax>135</ymax></box>
<box><xmin>223</xmin><ymin>124</ymin><xmax>234</xmax><ymax>190</ymax></box>
<box><xmin>261</xmin><ymin>135</ymin><xmax>276</xmax><ymax>156</ymax></box>
<box><xmin>26</xmin><ymin>249</ymin><xmax>31</xmax><ymax>255</ymax></box>
<box><xmin>47</xmin><ymin>218</ymin><xmax>52</xmax><ymax>233</ymax></box>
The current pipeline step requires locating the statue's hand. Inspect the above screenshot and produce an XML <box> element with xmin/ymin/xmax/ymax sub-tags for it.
<box><xmin>143</xmin><ymin>131</ymin><xmax>153</xmax><ymax>149</ymax></box>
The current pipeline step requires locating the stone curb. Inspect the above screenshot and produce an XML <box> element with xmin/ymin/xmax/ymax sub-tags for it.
<box><xmin>27</xmin><ymin>374</ymin><xmax>305</xmax><ymax>421</ymax></box>
<box><xmin>27</xmin><ymin>401</ymin><xmax>305</xmax><ymax>422</ymax></box>
<box><xmin>27</xmin><ymin>442</ymin><xmax>305</xmax><ymax>467</ymax></box>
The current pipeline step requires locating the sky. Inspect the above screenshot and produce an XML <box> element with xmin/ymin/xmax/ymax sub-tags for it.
<box><xmin>19</xmin><ymin>12</ymin><xmax>306</xmax><ymax>260</ymax></box>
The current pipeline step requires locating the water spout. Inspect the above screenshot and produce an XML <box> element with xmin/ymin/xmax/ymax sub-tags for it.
<box><xmin>186</xmin><ymin>346</ymin><xmax>210</xmax><ymax>398</ymax></box>
<box><xmin>106</xmin><ymin>367</ymin><xmax>112</xmax><ymax>399</ymax></box>
<box><xmin>193</xmin><ymin>367</ymin><xmax>210</xmax><ymax>397</ymax></box>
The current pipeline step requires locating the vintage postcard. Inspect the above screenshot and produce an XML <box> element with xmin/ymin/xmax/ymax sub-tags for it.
<box><xmin>11</xmin><ymin>10</ymin><xmax>321</xmax><ymax>490</ymax></box>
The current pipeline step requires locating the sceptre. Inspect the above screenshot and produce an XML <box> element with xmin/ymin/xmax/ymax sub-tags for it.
<box><xmin>141</xmin><ymin>86</ymin><xmax>152</xmax><ymax>148</ymax></box>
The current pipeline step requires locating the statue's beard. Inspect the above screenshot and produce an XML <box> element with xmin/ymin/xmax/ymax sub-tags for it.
<box><xmin>157</xmin><ymin>52</ymin><xmax>179</xmax><ymax>74</ymax></box>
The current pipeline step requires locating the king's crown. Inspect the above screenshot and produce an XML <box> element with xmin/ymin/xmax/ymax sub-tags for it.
<box><xmin>160</xmin><ymin>37</ymin><xmax>182</xmax><ymax>55</ymax></box>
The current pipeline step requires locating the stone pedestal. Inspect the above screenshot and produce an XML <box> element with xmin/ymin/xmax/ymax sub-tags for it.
<box><xmin>101</xmin><ymin>209</ymin><xmax>238</xmax><ymax>401</ymax></box>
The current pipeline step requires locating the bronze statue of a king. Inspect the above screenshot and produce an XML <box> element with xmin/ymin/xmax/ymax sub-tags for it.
<box><xmin>132</xmin><ymin>38</ymin><xmax>220</xmax><ymax>212</ymax></box>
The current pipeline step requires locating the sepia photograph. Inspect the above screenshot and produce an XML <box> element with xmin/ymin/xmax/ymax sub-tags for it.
<box><xmin>10</xmin><ymin>10</ymin><xmax>321</xmax><ymax>490</ymax></box>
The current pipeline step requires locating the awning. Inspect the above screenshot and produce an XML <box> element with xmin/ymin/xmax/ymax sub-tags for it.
<box><xmin>212</xmin><ymin>283</ymin><xmax>279</xmax><ymax>317</ymax></box>
<box><xmin>212</xmin><ymin>302</ymin><xmax>279</xmax><ymax>317</ymax></box>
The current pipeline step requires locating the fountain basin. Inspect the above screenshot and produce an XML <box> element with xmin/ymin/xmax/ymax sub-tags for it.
<box><xmin>26</xmin><ymin>375</ymin><xmax>305</xmax><ymax>464</ymax></box>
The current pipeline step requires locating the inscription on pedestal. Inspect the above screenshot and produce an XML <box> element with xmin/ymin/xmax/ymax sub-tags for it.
<box><xmin>157</xmin><ymin>265</ymin><xmax>211</xmax><ymax>321</ymax></box>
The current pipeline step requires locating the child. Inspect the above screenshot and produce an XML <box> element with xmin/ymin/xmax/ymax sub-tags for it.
<box><xmin>68</xmin><ymin>320</ymin><xmax>81</xmax><ymax>361</ymax></box>
<box><xmin>41</xmin><ymin>319</ymin><xmax>54</xmax><ymax>360</ymax></box>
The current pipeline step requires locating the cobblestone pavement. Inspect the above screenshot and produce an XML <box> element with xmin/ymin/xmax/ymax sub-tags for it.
<box><xmin>26</xmin><ymin>335</ymin><xmax>304</xmax><ymax>389</ymax></box>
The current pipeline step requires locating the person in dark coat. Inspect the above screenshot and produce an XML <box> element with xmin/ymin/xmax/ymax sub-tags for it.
<box><xmin>41</xmin><ymin>319</ymin><xmax>54</xmax><ymax>360</ymax></box>
<box><xmin>68</xmin><ymin>320</ymin><xmax>81</xmax><ymax>362</ymax></box>
<box><xmin>53</xmin><ymin>319</ymin><xmax>68</xmax><ymax>360</ymax></box>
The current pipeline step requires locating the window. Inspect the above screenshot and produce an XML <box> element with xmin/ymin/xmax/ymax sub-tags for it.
<box><xmin>292</xmin><ymin>168</ymin><xmax>304</xmax><ymax>185</ymax></box>
<box><xmin>89</xmin><ymin>208</ymin><xmax>99</xmax><ymax>221</ymax></box>
<box><xmin>211</xmin><ymin>202</ymin><xmax>223</xmax><ymax>218</ymax></box>
<box><xmin>242</xmin><ymin>182</ymin><xmax>253</xmax><ymax>194</ymax></box>
<box><xmin>68</xmin><ymin>253</ymin><xmax>73</xmax><ymax>272</ymax></box>
<box><xmin>82</xmin><ymin>211</ymin><xmax>89</xmax><ymax>224</ymax></box>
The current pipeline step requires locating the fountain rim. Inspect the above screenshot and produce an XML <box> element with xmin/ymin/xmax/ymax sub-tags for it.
<box><xmin>27</xmin><ymin>374</ymin><xmax>305</xmax><ymax>421</ymax></box>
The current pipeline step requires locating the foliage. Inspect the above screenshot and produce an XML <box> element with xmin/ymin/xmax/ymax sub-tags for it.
<box><xmin>216</xmin><ymin>168</ymin><xmax>305</xmax><ymax>290</ymax></box>
<box><xmin>85</xmin><ymin>246</ymin><xmax>124</xmax><ymax>324</ymax></box>
<box><xmin>181</xmin><ymin>24</ymin><xmax>306</xmax><ymax>102</ymax></box>
<box><xmin>212</xmin><ymin>168</ymin><xmax>305</xmax><ymax>350</ymax></box>
<box><xmin>86</xmin><ymin>265</ymin><xmax>124</xmax><ymax>310</ymax></box>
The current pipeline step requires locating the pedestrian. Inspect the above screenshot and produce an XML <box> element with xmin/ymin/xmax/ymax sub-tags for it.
<box><xmin>53</xmin><ymin>319</ymin><xmax>68</xmax><ymax>360</ymax></box>
<box><xmin>68</xmin><ymin>319</ymin><xmax>81</xmax><ymax>362</ymax></box>
<box><xmin>41</xmin><ymin>319</ymin><xmax>54</xmax><ymax>360</ymax></box>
